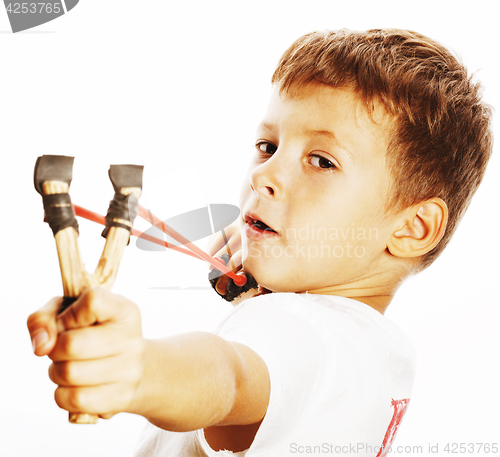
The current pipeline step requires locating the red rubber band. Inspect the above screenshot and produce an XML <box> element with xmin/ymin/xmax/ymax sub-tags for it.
<box><xmin>73</xmin><ymin>205</ymin><xmax>201</xmax><ymax>259</ymax></box>
<box><xmin>137</xmin><ymin>205</ymin><xmax>242</xmax><ymax>282</ymax></box>
<box><xmin>73</xmin><ymin>204</ymin><xmax>243</xmax><ymax>282</ymax></box>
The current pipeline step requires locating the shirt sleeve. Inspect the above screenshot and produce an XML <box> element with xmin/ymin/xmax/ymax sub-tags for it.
<box><xmin>210</xmin><ymin>293</ymin><xmax>336</xmax><ymax>455</ymax></box>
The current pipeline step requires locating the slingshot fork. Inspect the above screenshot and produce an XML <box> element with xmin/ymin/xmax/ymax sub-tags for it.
<box><xmin>34</xmin><ymin>155</ymin><xmax>143</xmax><ymax>424</ymax></box>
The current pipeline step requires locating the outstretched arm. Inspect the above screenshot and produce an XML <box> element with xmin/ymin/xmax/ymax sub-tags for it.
<box><xmin>134</xmin><ymin>333</ymin><xmax>270</xmax><ymax>432</ymax></box>
<box><xmin>27</xmin><ymin>288</ymin><xmax>270</xmax><ymax>434</ymax></box>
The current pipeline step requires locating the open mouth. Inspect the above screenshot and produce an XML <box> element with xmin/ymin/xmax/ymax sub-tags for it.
<box><xmin>252</xmin><ymin>219</ymin><xmax>277</xmax><ymax>233</ymax></box>
<box><xmin>245</xmin><ymin>214</ymin><xmax>279</xmax><ymax>237</ymax></box>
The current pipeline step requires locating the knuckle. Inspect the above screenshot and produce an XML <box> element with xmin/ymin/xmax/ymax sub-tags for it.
<box><xmin>48</xmin><ymin>363</ymin><xmax>56</xmax><ymax>383</ymax></box>
<box><xmin>67</xmin><ymin>304</ymin><xmax>80</xmax><ymax>327</ymax></box>
<box><xmin>59</xmin><ymin>332</ymin><xmax>80</xmax><ymax>357</ymax></box>
<box><xmin>68</xmin><ymin>392</ymin><xmax>81</xmax><ymax>411</ymax></box>
<box><xmin>85</xmin><ymin>287</ymin><xmax>110</xmax><ymax>315</ymax></box>
<box><xmin>27</xmin><ymin>297</ymin><xmax>61</xmax><ymax>331</ymax></box>
<box><xmin>27</xmin><ymin>312</ymin><xmax>48</xmax><ymax>333</ymax></box>
<box><xmin>50</xmin><ymin>361</ymin><xmax>78</xmax><ymax>385</ymax></box>
<box><xmin>83</xmin><ymin>288</ymin><xmax>99</xmax><ymax>312</ymax></box>
<box><xmin>26</xmin><ymin>313</ymin><xmax>39</xmax><ymax>330</ymax></box>
<box><xmin>60</xmin><ymin>362</ymin><xmax>77</xmax><ymax>385</ymax></box>
<box><xmin>67</xmin><ymin>388</ymin><xmax>87</xmax><ymax>411</ymax></box>
<box><xmin>54</xmin><ymin>387</ymin><xmax>64</xmax><ymax>408</ymax></box>
<box><xmin>87</xmin><ymin>286</ymin><xmax>102</xmax><ymax>301</ymax></box>
<box><xmin>54</xmin><ymin>386</ymin><xmax>85</xmax><ymax>411</ymax></box>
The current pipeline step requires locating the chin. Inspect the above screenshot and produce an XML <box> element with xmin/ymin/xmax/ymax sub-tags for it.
<box><xmin>243</xmin><ymin>261</ymin><xmax>300</xmax><ymax>294</ymax></box>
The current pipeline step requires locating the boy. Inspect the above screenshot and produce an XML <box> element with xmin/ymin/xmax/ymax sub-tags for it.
<box><xmin>27</xmin><ymin>29</ymin><xmax>492</xmax><ymax>456</ymax></box>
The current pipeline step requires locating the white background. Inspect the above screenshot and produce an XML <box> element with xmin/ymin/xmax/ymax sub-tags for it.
<box><xmin>1</xmin><ymin>1</ymin><xmax>498</xmax><ymax>456</ymax></box>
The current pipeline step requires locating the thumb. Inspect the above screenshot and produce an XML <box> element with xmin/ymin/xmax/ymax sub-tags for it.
<box><xmin>27</xmin><ymin>297</ymin><xmax>61</xmax><ymax>356</ymax></box>
<box><xmin>56</xmin><ymin>287</ymin><xmax>130</xmax><ymax>332</ymax></box>
<box><xmin>56</xmin><ymin>288</ymin><xmax>102</xmax><ymax>332</ymax></box>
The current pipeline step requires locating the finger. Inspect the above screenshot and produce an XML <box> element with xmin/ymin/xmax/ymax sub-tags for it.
<box><xmin>207</xmin><ymin>224</ymin><xmax>237</xmax><ymax>254</ymax></box>
<box><xmin>210</xmin><ymin>249</ymin><xmax>243</xmax><ymax>284</ymax></box>
<box><xmin>27</xmin><ymin>296</ymin><xmax>62</xmax><ymax>356</ymax></box>
<box><xmin>54</xmin><ymin>383</ymin><xmax>134</xmax><ymax>417</ymax></box>
<box><xmin>215</xmin><ymin>250</ymin><xmax>243</xmax><ymax>295</ymax></box>
<box><xmin>49</xmin><ymin>349</ymin><xmax>142</xmax><ymax>387</ymax></box>
<box><xmin>213</xmin><ymin>239</ymin><xmax>242</xmax><ymax>267</ymax></box>
<box><xmin>50</xmin><ymin>357</ymin><xmax>117</xmax><ymax>387</ymax></box>
<box><xmin>226</xmin><ymin>249</ymin><xmax>243</xmax><ymax>273</ymax></box>
<box><xmin>49</xmin><ymin>324</ymin><xmax>142</xmax><ymax>362</ymax></box>
<box><xmin>211</xmin><ymin>228</ymin><xmax>243</xmax><ymax>269</ymax></box>
<box><xmin>207</xmin><ymin>221</ymin><xmax>241</xmax><ymax>257</ymax></box>
<box><xmin>57</xmin><ymin>287</ymin><xmax>140</xmax><ymax>333</ymax></box>
<box><xmin>206</xmin><ymin>231</ymin><xmax>226</xmax><ymax>257</ymax></box>
<box><xmin>223</xmin><ymin>225</ymin><xmax>243</xmax><ymax>253</ymax></box>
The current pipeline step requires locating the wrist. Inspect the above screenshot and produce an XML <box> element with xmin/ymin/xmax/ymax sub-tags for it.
<box><xmin>123</xmin><ymin>334</ymin><xmax>239</xmax><ymax>431</ymax></box>
<box><xmin>125</xmin><ymin>337</ymin><xmax>152</xmax><ymax>417</ymax></box>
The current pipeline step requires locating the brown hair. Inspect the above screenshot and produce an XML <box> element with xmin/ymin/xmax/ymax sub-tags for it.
<box><xmin>272</xmin><ymin>29</ymin><xmax>493</xmax><ymax>269</ymax></box>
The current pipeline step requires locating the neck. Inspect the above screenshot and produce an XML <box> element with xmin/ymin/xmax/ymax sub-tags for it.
<box><xmin>305</xmin><ymin>263</ymin><xmax>407</xmax><ymax>314</ymax></box>
<box><xmin>350</xmin><ymin>295</ymin><xmax>392</xmax><ymax>314</ymax></box>
<box><xmin>303</xmin><ymin>277</ymin><xmax>402</xmax><ymax>315</ymax></box>
<box><xmin>304</xmin><ymin>289</ymin><xmax>392</xmax><ymax>314</ymax></box>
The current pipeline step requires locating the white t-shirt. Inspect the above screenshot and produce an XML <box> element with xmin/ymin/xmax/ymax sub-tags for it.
<box><xmin>134</xmin><ymin>293</ymin><xmax>415</xmax><ymax>457</ymax></box>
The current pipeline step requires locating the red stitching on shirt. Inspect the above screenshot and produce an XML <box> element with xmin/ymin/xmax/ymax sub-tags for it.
<box><xmin>375</xmin><ymin>398</ymin><xmax>410</xmax><ymax>457</ymax></box>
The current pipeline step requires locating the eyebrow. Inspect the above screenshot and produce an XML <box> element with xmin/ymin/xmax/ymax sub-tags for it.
<box><xmin>259</xmin><ymin>122</ymin><xmax>353</xmax><ymax>160</ymax></box>
<box><xmin>305</xmin><ymin>128</ymin><xmax>339</xmax><ymax>143</ymax></box>
<box><xmin>259</xmin><ymin>122</ymin><xmax>278</xmax><ymax>134</ymax></box>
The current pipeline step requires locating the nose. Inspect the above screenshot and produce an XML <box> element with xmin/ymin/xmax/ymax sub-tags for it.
<box><xmin>249</xmin><ymin>149</ymin><xmax>289</xmax><ymax>200</ymax></box>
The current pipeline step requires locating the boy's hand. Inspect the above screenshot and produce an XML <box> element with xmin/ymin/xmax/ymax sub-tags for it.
<box><xmin>27</xmin><ymin>288</ymin><xmax>145</xmax><ymax>419</ymax></box>
<box><xmin>208</xmin><ymin>219</ymin><xmax>258</xmax><ymax>301</ymax></box>
<box><xmin>28</xmin><ymin>288</ymin><xmax>270</xmax><ymax>439</ymax></box>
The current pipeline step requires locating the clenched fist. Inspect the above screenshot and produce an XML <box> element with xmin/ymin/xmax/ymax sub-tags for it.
<box><xmin>27</xmin><ymin>288</ymin><xmax>145</xmax><ymax>419</ymax></box>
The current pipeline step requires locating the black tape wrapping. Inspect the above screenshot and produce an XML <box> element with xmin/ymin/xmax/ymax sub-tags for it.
<box><xmin>42</xmin><ymin>193</ymin><xmax>79</xmax><ymax>236</ymax></box>
<box><xmin>101</xmin><ymin>192</ymin><xmax>139</xmax><ymax>239</ymax></box>
<box><xmin>60</xmin><ymin>296</ymin><xmax>77</xmax><ymax>313</ymax></box>
<box><xmin>208</xmin><ymin>253</ymin><xmax>259</xmax><ymax>302</ymax></box>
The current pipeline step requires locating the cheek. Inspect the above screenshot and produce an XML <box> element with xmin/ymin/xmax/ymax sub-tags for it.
<box><xmin>239</xmin><ymin>186</ymin><xmax>250</xmax><ymax>208</ymax></box>
<box><xmin>238</xmin><ymin>171</ymin><xmax>253</xmax><ymax>207</ymax></box>
<box><xmin>288</xmin><ymin>198</ymin><xmax>384</xmax><ymax>258</ymax></box>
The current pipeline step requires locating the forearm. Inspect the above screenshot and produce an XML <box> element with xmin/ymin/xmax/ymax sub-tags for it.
<box><xmin>128</xmin><ymin>331</ymin><xmax>269</xmax><ymax>432</ymax></box>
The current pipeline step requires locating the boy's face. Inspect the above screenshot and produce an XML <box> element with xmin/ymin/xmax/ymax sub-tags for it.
<box><xmin>239</xmin><ymin>82</ymin><xmax>399</xmax><ymax>294</ymax></box>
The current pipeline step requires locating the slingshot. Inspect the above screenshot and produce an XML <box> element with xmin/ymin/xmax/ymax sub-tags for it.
<box><xmin>34</xmin><ymin>155</ymin><xmax>255</xmax><ymax>423</ymax></box>
<box><xmin>34</xmin><ymin>155</ymin><xmax>145</xmax><ymax>424</ymax></box>
<box><xmin>73</xmin><ymin>203</ymin><xmax>247</xmax><ymax>284</ymax></box>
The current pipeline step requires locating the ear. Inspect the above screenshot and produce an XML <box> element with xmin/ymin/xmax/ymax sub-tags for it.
<box><xmin>387</xmin><ymin>198</ymin><xmax>448</xmax><ymax>258</ymax></box>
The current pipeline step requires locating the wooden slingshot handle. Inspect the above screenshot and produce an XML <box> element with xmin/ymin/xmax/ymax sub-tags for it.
<box><xmin>34</xmin><ymin>155</ymin><xmax>143</xmax><ymax>424</ymax></box>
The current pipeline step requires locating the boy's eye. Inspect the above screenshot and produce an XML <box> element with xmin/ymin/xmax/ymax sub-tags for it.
<box><xmin>256</xmin><ymin>141</ymin><xmax>277</xmax><ymax>155</ymax></box>
<box><xmin>310</xmin><ymin>155</ymin><xmax>336</xmax><ymax>170</ymax></box>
